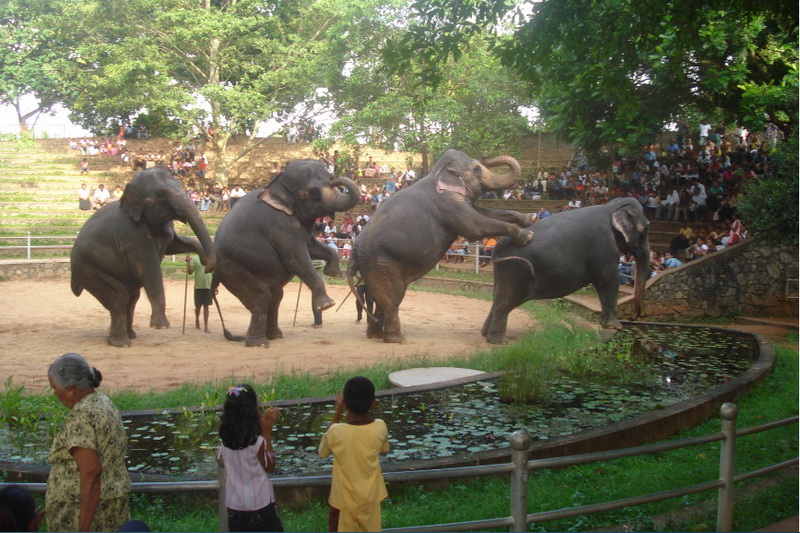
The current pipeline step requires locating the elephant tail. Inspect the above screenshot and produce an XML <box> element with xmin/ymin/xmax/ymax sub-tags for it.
<box><xmin>492</xmin><ymin>255</ymin><xmax>536</xmax><ymax>277</ymax></box>
<box><xmin>211</xmin><ymin>276</ymin><xmax>245</xmax><ymax>342</ymax></box>
<box><xmin>346</xmin><ymin>251</ymin><xmax>378</xmax><ymax>323</ymax></box>
<box><xmin>346</xmin><ymin>254</ymin><xmax>360</xmax><ymax>306</ymax></box>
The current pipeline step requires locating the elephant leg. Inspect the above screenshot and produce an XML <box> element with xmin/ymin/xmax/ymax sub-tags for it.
<box><xmin>245</xmin><ymin>310</ymin><xmax>270</xmax><ymax>347</ymax></box>
<box><xmin>84</xmin><ymin>272</ymin><xmax>133</xmax><ymax>347</ymax></box>
<box><xmin>283</xmin><ymin>248</ymin><xmax>335</xmax><ymax>312</ymax></box>
<box><xmin>309</xmin><ymin>238</ymin><xmax>342</xmax><ymax>278</ymax></box>
<box><xmin>266</xmin><ymin>285</ymin><xmax>284</xmax><ymax>340</ymax></box>
<box><xmin>474</xmin><ymin>206</ymin><xmax>534</xmax><ymax>228</ymax></box>
<box><xmin>126</xmin><ymin>288</ymin><xmax>140</xmax><ymax>339</ymax></box>
<box><xmin>141</xmin><ymin>263</ymin><xmax>170</xmax><ymax>329</ymax></box>
<box><xmin>485</xmin><ymin>265</ymin><xmax>531</xmax><ymax>344</ymax></box>
<box><xmin>218</xmin><ymin>266</ymin><xmax>274</xmax><ymax>347</ymax></box>
<box><xmin>366</xmin><ymin>303</ymin><xmax>384</xmax><ymax>338</ymax></box>
<box><xmin>594</xmin><ymin>279</ymin><xmax>623</xmax><ymax>330</ymax></box>
<box><xmin>369</xmin><ymin>277</ymin><xmax>407</xmax><ymax>343</ymax></box>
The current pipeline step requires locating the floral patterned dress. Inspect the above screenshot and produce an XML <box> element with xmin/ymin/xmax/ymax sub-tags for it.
<box><xmin>46</xmin><ymin>392</ymin><xmax>131</xmax><ymax>532</ymax></box>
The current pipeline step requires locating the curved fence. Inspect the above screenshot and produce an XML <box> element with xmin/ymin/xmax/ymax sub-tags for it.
<box><xmin>2</xmin><ymin>403</ymin><xmax>796</xmax><ymax>532</ymax></box>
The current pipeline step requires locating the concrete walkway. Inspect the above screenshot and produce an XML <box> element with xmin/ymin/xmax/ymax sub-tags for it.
<box><xmin>757</xmin><ymin>515</ymin><xmax>799</xmax><ymax>532</ymax></box>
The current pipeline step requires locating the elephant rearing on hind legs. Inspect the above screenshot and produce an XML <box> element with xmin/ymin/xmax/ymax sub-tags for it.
<box><xmin>71</xmin><ymin>168</ymin><xmax>215</xmax><ymax>347</ymax></box>
<box><xmin>348</xmin><ymin>149</ymin><xmax>535</xmax><ymax>343</ymax></box>
<box><xmin>214</xmin><ymin>159</ymin><xmax>361</xmax><ymax>347</ymax></box>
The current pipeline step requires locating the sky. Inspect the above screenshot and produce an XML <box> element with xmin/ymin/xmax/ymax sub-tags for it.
<box><xmin>0</xmin><ymin>95</ymin><xmax>91</xmax><ymax>138</ymax></box>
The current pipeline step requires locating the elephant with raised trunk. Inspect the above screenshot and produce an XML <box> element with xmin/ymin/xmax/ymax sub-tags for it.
<box><xmin>71</xmin><ymin>168</ymin><xmax>215</xmax><ymax>347</ymax></box>
<box><xmin>348</xmin><ymin>149</ymin><xmax>535</xmax><ymax>343</ymax></box>
<box><xmin>482</xmin><ymin>197</ymin><xmax>650</xmax><ymax>344</ymax></box>
<box><xmin>214</xmin><ymin>159</ymin><xmax>360</xmax><ymax>347</ymax></box>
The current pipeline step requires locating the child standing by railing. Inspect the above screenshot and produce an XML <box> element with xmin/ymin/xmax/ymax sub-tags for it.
<box><xmin>218</xmin><ymin>384</ymin><xmax>284</xmax><ymax>532</ymax></box>
<box><xmin>319</xmin><ymin>376</ymin><xmax>389</xmax><ymax>532</ymax></box>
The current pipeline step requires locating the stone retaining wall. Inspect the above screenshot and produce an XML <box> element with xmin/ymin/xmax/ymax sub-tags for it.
<box><xmin>620</xmin><ymin>239</ymin><xmax>799</xmax><ymax>318</ymax></box>
<box><xmin>0</xmin><ymin>259</ymin><xmax>71</xmax><ymax>280</ymax></box>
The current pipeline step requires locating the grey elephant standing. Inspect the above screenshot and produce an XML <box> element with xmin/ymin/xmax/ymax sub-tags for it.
<box><xmin>71</xmin><ymin>168</ymin><xmax>215</xmax><ymax>347</ymax></box>
<box><xmin>347</xmin><ymin>149</ymin><xmax>535</xmax><ymax>343</ymax></box>
<box><xmin>214</xmin><ymin>159</ymin><xmax>360</xmax><ymax>347</ymax></box>
<box><xmin>482</xmin><ymin>197</ymin><xmax>650</xmax><ymax>344</ymax></box>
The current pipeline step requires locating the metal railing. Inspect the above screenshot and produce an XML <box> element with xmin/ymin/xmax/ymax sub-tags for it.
<box><xmin>0</xmin><ymin>233</ymin><xmax>77</xmax><ymax>260</ymax></box>
<box><xmin>2</xmin><ymin>403</ymin><xmax>796</xmax><ymax>532</ymax></box>
<box><xmin>0</xmin><ymin>234</ymin><xmax>494</xmax><ymax>273</ymax></box>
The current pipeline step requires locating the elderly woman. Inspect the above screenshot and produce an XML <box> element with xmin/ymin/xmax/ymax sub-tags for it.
<box><xmin>46</xmin><ymin>353</ymin><xmax>131</xmax><ymax>532</ymax></box>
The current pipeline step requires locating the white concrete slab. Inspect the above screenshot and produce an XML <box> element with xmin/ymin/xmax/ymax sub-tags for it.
<box><xmin>388</xmin><ymin>367</ymin><xmax>485</xmax><ymax>388</ymax></box>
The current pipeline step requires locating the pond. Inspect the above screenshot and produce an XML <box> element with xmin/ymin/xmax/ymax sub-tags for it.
<box><xmin>0</xmin><ymin>325</ymin><xmax>759</xmax><ymax>478</ymax></box>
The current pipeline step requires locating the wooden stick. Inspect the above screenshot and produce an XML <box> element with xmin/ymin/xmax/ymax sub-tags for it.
<box><xmin>292</xmin><ymin>281</ymin><xmax>303</xmax><ymax>327</ymax></box>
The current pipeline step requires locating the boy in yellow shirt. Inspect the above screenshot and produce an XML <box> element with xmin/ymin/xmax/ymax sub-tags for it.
<box><xmin>319</xmin><ymin>376</ymin><xmax>389</xmax><ymax>532</ymax></box>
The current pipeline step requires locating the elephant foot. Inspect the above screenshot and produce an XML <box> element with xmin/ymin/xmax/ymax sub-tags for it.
<box><xmin>312</xmin><ymin>295</ymin><xmax>335</xmax><ymax>312</ymax></box>
<box><xmin>323</xmin><ymin>263</ymin><xmax>342</xmax><ymax>278</ymax></box>
<box><xmin>108</xmin><ymin>336</ymin><xmax>132</xmax><ymax>348</ymax></box>
<box><xmin>366</xmin><ymin>327</ymin><xmax>383</xmax><ymax>339</ymax></box>
<box><xmin>245</xmin><ymin>336</ymin><xmax>270</xmax><ymax>348</ymax></box>
<box><xmin>601</xmin><ymin>318</ymin><xmax>623</xmax><ymax>330</ymax></box>
<box><xmin>266</xmin><ymin>328</ymin><xmax>283</xmax><ymax>340</ymax></box>
<box><xmin>383</xmin><ymin>332</ymin><xmax>405</xmax><ymax>344</ymax></box>
<box><xmin>486</xmin><ymin>334</ymin><xmax>509</xmax><ymax>345</ymax></box>
<box><xmin>150</xmin><ymin>315</ymin><xmax>170</xmax><ymax>329</ymax></box>
<box><xmin>513</xmin><ymin>229</ymin><xmax>534</xmax><ymax>247</ymax></box>
<box><xmin>127</xmin><ymin>329</ymin><xmax>137</xmax><ymax>339</ymax></box>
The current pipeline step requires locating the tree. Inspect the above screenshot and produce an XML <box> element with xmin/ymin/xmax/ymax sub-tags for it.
<box><xmin>737</xmin><ymin>133</ymin><xmax>799</xmax><ymax>245</ymax></box>
<box><xmin>387</xmin><ymin>0</ymin><xmax>798</xmax><ymax>157</ymax></box>
<box><xmin>0</xmin><ymin>0</ymin><xmax>64</xmax><ymax>134</ymax></box>
<box><xmin>47</xmin><ymin>0</ymin><xmax>377</xmax><ymax>184</ymax></box>
<box><xmin>329</xmin><ymin>31</ymin><xmax>534</xmax><ymax>171</ymax></box>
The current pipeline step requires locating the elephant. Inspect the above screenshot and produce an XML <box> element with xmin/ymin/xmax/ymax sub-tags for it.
<box><xmin>213</xmin><ymin>159</ymin><xmax>360</xmax><ymax>347</ymax></box>
<box><xmin>481</xmin><ymin>197</ymin><xmax>650</xmax><ymax>344</ymax></box>
<box><xmin>70</xmin><ymin>168</ymin><xmax>215</xmax><ymax>347</ymax></box>
<box><xmin>347</xmin><ymin>149</ymin><xmax>535</xmax><ymax>343</ymax></box>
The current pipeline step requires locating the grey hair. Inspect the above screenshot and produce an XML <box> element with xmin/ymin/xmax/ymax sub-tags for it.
<box><xmin>48</xmin><ymin>353</ymin><xmax>102</xmax><ymax>390</ymax></box>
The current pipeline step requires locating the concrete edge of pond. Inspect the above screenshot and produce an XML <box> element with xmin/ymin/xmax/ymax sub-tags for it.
<box><xmin>0</xmin><ymin>322</ymin><xmax>774</xmax><ymax>483</ymax></box>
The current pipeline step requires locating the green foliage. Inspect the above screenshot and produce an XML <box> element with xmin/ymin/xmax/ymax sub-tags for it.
<box><xmin>0</xmin><ymin>0</ymin><xmax>65</xmax><ymax>134</ymax></box>
<box><xmin>389</xmin><ymin>0</ymin><xmax>798</xmax><ymax>156</ymax></box>
<box><xmin>0</xmin><ymin>377</ymin><xmax>66</xmax><ymax>437</ymax></box>
<box><xmin>737</xmin><ymin>132</ymin><xmax>799</xmax><ymax>244</ymax></box>
<box><xmin>330</xmin><ymin>30</ymin><xmax>534</xmax><ymax>165</ymax></box>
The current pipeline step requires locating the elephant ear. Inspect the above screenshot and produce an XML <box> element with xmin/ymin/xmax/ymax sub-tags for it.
<box><xmin>258</xmin><ymin>176</ymin><xmax>294</xmax><ymax>216</ymax></box>
<box><xmin>119</xmin><ymin>183</ymin><xmax>143</xmax><ymax>222</ymax></box>
<box><xmin>435</xmin><ymin>162</ymin><xmax>468</xmax><ymax>197</ymax></box>
<box><xmin>612</xmin><ymin>202</ymin><xmax>645</xmax><ymax>246</ymax></box>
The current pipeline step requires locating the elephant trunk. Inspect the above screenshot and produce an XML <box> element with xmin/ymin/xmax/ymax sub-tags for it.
<box><xmin>482</xmin><ymin>155</ymin><xmax>522</xmax><ymax>190</ymax></box>
<box><xmin>327</xmin><ymin>176</ymin><xmax>361</xmax><ymax>213</ymax></box>
<box><xmin>631</xmin><ymin>246</ymin><xmax>650</xmax><ymax>320</ymax></box>
<box><xmin>173</xmin><ymin>192</ymin><xmax>216</xmax><ymax>272</ymax></box>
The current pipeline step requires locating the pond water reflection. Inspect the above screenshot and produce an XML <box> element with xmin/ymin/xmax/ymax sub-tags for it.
<box><xmin>0</xmin><ymin>325</ymin><xmax>758</xmax><ymax>478</ymax></box>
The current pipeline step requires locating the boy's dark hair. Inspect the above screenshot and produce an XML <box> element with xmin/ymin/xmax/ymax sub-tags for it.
<box><xmin>219</xmin><ymin>384</ymin><xmax>262</xmax><ymax>450</ymax></box>
<box><xmin>343</xmin><ymin>376</ymin><xmax>375</xmax><ymax>414</ymax></box>
<box><xmin>0</xmin><ymin>485</ymin><xmax>36</xmax><ymax>532</ymax></box>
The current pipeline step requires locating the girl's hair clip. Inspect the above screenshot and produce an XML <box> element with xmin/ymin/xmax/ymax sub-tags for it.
<box><xmin>227</xmin><ymin>386</ymin><xmax>245</xmax><ymax>397</ymax></box>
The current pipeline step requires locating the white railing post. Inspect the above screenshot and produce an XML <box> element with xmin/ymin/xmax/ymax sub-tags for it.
<box><xmin>717</xmin><ymin>402</ymin><xmax>738</xmax><ymax>532</ymax></box>
<box><xmin>26</xmin><ymin>232</ymin><xmax>31</xmax><ymax>260</ymax></box>
<box><xmin>218</xmin><ymin>465</ymin><xmax>229</xmax><ymax>532</ymax></box>
<box><xmin>510</xmin><ymin>430</ymin><xmax>530</xmax><ymax>532</ymax></box>
<box><xmin>474</xmin><ymin>241</ymin><xmax>480</xmax><ymax>274</ymax></box>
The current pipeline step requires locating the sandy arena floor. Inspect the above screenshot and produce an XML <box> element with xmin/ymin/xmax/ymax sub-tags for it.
<box><xmin>0</xmin><ymin>279</ymin><xmax>535</xmax><ymax>393</ymax></box>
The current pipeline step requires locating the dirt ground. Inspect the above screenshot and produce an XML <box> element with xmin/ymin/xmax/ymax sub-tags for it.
<box><xmin>0</xmin><ymin>279</ymin><xmax>536</xmax><ymax>393</ymax></box>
